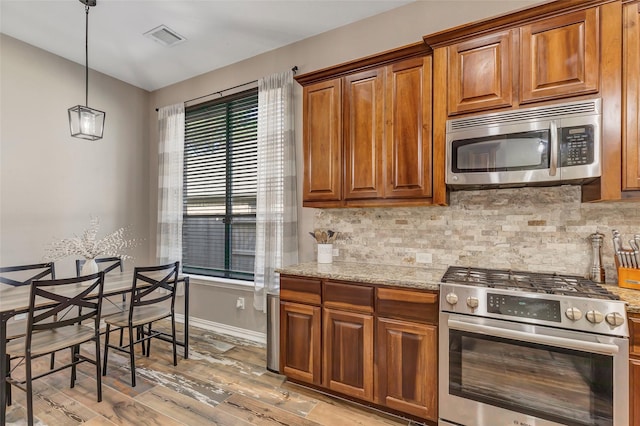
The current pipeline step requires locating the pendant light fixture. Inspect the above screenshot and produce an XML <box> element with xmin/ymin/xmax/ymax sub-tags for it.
<box><xmin>68</xmin><ymin>0</ymin><xmax>105</xmax><ymax>140</ymax></box>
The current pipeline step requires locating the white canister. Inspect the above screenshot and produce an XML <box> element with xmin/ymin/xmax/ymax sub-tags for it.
<box><xmin>317</xmin><ymin>244</ymin><xmax>333</xmax><ymax>264</ymax></box>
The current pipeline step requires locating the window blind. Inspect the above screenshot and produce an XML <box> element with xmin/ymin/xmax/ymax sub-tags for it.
<box><xmin>183</xmin><ymin>89</ymin><xmax>258</xmax><ymax>280</ymax></box>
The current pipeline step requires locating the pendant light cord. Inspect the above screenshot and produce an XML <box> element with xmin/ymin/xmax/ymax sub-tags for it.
<box><xmin>84</xmin><ymin>4</ymin><xmax>89</xmax><ymax>107</ymax></box>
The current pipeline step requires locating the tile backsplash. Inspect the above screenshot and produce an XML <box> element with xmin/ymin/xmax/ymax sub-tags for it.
<box><xmin>314</xmin><ymin>186</ymin><xmax>640</xmax><ymax>282</ymax></box>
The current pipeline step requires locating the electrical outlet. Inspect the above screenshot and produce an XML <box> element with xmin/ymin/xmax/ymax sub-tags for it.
<box><xmin>416</xmin><ymin>252</ymin><xmax>432</xmax><ymax>264</ymax></box>
<box><xmin>236</xmin><ymin>297</ymin><xmax>245</xmax><ymax>309</ymax></box>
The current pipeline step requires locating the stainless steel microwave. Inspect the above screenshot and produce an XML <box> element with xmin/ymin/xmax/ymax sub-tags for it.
<box><xmin>446</xmin><ymin>99</ymin><xmax>601</xmax><ymax>188</ymax></box>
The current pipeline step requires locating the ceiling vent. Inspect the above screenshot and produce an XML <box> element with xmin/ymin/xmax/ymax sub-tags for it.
<box><xmin>143</xmin><ymin>25</ymin><xmax>186</xmax><ymax>47</ymax></box>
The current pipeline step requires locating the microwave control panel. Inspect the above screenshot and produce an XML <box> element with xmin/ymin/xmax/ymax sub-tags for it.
<box><xmin>560</xmin><ymin>125</ymin><xmax>595</xmax><ymax>167</ymax></box>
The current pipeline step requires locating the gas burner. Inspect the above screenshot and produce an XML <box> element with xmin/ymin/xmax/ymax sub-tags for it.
<box><xmin>442</xmin><ymin>266</ymin><xmax>620</xmax><ymax>300</ymax></box>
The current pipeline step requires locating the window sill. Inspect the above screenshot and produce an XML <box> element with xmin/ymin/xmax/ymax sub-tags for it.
<box><xmin>184</xmin><ymin>273</ymin><xmax>254</xmax><ymax>290</ymax></box>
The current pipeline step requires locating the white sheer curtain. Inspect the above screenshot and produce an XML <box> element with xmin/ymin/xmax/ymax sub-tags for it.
<box><xmin>254</xmin><ymin>70</ymin><xmax>298</xmax><ymax>311</ymax></box>
<box><xmin>156</xmin><ymin>103</ymin><xmax>185</xmax><ymax>276</ymax></box>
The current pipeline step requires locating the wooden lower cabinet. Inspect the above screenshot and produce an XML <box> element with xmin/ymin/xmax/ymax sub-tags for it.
<box><xmin>280</xmin><ymin>301</ymin><xmax>321</xmax><ymax>385</ymax></box>
<box><xmin>632</xmin><ymin>358</ymin><xmax>640</xmax><ymax>426</ymax></box>
<box><xmin>376</xmin><ymin>317</ymin><xmax>438</xmax><ymax>421</ymax></box>
<box><xmin>323</xmin><ymin>308</ymin><xmax>374</xmax><ymax>400</ymax></box>
<box><xmin>280</xmin><ymin>274</ymin><xmax>438</xmax><ymax>423</ymax></box>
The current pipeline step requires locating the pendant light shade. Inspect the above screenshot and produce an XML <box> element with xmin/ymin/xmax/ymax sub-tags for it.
<box><xmin>68</xmin><ymin>0</ymin><xmax>105</xmax><ymax>140</ymax></box>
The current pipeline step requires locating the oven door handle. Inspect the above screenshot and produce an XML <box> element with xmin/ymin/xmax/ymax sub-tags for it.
<box><xmin>448</xmin><ymin>318</ymin><xmax>619</xmax><ymax>356</ymax></box>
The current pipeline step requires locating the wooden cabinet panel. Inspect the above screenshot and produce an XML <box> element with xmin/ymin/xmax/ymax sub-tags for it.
<box><xmin>324</xmin><ymin>281</ymin><xmax>374</xmax><ymax>313</ymax></box>
<box><xmin>302</xmin><ymin>78</ymin><xmax>342</xmax><ymax>203</ymax></box>
<box><xmin>280</xmin><ymin>276</ymin><xmax>322</xmax><ymax>305</ymax></box>
<box><xmin>632</xmin><ymin>358</ymin><xmax>640</xmax><ymax>426</ymax></box>
<box><xmin>520</xmin><ymin>8</ymin><xmax>599</xmax><ymax>103</ymax></box>
<box><xmin>623</xmin><ymin>2</ymin><xmax>640</xmax><ymax>190</ymax></box>
<box><xmin>343</xmin><ymin>69</ymin><xmax>384</xmax><ymax>200</ymax></box>
<box><xmin>385</xmin><ymin>56</ymin><xmax>432</xmax><ymax>198</ymax></box>
<box><xmin>631</xmin><ymin>314</ymin><xmax>640</xmax><ymax>357</ymax></box>
<box><xmin>323</xmin><ymin>308</ymin><xmax>374</xmax><ymax>401</ymax></box>
<box><xmin>376</xmin><ymin>318</ymin><xmax>438</xmax><ymax>421</ymax></box>
<box><xmin>447</xmin><ymin>30</ymin><xmax>515</xmax><ymax>115</ymax></box>
<box><xmin>280</xmin><ymin>302</ymin><xmax>321</xmax><ymax>385</ymax></box>
<box><xmin>376</xmin><ymin>287</ymin><xmax>438</xmax><ymax>324</ymax></box>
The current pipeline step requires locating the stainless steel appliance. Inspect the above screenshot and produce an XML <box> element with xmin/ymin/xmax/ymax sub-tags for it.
<box><xmin>439</xmin><ymin>266</ymin><xmax>629</xmax><ymax>426</ymax></box>
<box><xmin>446</xmin><ymin>99</ymin><xmax>601</xmax><ymax>189</ymax></box>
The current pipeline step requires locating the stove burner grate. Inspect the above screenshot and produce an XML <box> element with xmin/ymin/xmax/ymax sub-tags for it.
<box><xmin>442</xmin><ymin>266</ymin><xmax>620</xmax><ymax>300</ymax></box>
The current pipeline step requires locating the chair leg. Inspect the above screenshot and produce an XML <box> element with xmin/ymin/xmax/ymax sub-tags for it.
<box><xmin>171</xmin><ymin>315</ymin><xmax>177</xmax><ymax>366</ymax></box>
<box><xmin>49</xmin><ymin>352</ymin><xmax>55</xmax><ymax>370</ymax></box>
<box><xmin>102</xmin><ymin>323</ymin><xmax>111</xmax><ymax>376</ymax></box>
<box><xmin>146</xmin><ymin>323</ymin><xmax>152</xmax><ymax>357</ymax></box>
<box><xmin>25</xmin><ymin>355</ymin><xmax>33</xmax><ymax>426</ymax></box>
<box><xmin>128</xmin><ymin>325</ymin><xmax>136</xmax><ymax>388</ymax></box>
<box><xmin>70</xmin><ymin>346</ymin><xmax>76</xmax><ymax>388</ymax></box>
<box><xmin>5</xmin><ymin>354</ymin><xmax>11</xmax><ymax>407</ymax></box>
<box><xmin>94</xmin><ymin>335</ymin><xmax>102</xmax><ymax>402</ymax></box>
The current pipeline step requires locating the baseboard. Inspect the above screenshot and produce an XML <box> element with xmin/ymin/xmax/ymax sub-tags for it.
<box><xmin>175</xmin><ymin>314</ymin><xmax>267</xmax><ymax>345</ymax></box>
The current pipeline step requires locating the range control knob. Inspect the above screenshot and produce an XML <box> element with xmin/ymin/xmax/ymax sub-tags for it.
<box><xmin>466</xmin><ymin>296</ymin><xmax>479</xmax><ymax>309</ymax></box>
<box><xmin>565</xmin><ymin>307</ymin><xmax>583</xmax><ymax>321</ymax></box>
<box><xmin>586</xmin><ymin>310</ymin><xmax>604</xmax><ymax>324</ymax></box>
<box><xmin>445</xmin><ymin>293</ymin><xmax>458</xmax><ymax>305</ymax></box>
<box><xmin>605</xmin><ymin>312</ymin><xmax>625</xmax><ymax>327</ymax></box>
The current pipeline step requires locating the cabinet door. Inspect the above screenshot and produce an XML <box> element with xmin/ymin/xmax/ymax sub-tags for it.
<box><xmin>384</xmin><ymin>56</ymin><xmax>432</xmax><ymax>198</ymax></box>
<box><xmin>376</xmin><ymin>318</ymin><xmax>438</xmax><ymax>421</ymax></box>
<box><xmin>623</xmin><ymin>2</ymin><xmax>640</xmax><ymax>190</ymax></box>
<box><xmin>280</xmin><ymin>301</ymin><xmax>321</xmax><ymax>385</ymax></box>
<box><xmin>520</xmin><ymin>8</ymin><xmax>599</xmax><ymax>103</ymax></box>
<box><xmin>343</xmin><ymin>69</ymin><xmax>384</xmax><ymax>200</ymax></box>
<box><xmin>447</xmin><ymin>30</ymin><xmax>515</xmax><ymax>115</ymax></box>
<box><xmin>323</xmin><ymin>308</ymin><xmax>374</xmax><ymax>401</ymax></box>
<box><xmin>302</xmin><ymin>78</ymin><xmax>342</xmax><ymax>202</ymax></box>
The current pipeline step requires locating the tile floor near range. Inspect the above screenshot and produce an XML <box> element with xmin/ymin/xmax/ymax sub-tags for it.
<box><xmin>5</xmin><ymin>323</ymin><xmax>420</xmax><ymax>425</ymax></box>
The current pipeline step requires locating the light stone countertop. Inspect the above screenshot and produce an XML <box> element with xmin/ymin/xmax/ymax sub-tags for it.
<box><xmin>277</xmin><ymin>262</ymin><xmax>640</xmax><ymax>313</ymax></box>
<box><xmin>604</xmin><ymin>284</ymin><xmax>640</xmax><ymax>314</ymax></box>
<box><xmin>277</xmin><ymin>261</ymin><xmax>444</xmax><ymax>291</ymax></box>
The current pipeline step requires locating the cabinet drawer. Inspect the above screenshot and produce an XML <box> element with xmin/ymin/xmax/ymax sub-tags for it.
<box><xmin>324</xmin><ymin>281</ymin><xmax>374</xmax><ymax>313</ymax></box>
<box><xmin>630</xmin><ymin>315</ymin><xmax>640</xmax><ymax>357</ymax></box>
<box><xmin>280</xmin><ymin>276</ymin><xmax>322</xmax><ymax>305</ymax></box>
<box><xmin>376</xmin><ymin>288</ymin><xmax>438</xmax><ymax>324</ymax></box>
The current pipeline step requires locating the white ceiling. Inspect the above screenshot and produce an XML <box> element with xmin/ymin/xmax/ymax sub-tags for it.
<box><xmin>0</xmin><ymin>0</ymin><xmax>414</xmax><ymax>92</ymax></box>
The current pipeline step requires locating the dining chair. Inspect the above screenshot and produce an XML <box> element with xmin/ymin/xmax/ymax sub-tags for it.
<box><xmin>0</xmin><ymin>262</ymin><xmax>57</xmax><ymax>399</ymax></box>
<box><xmin>5</xmin><ymin>272</ymin><xmax>104</xmax><ymax>426</ymax></box>
<box><xmin>76</xmin><ymin>257</ymin><xmax>126</xmax><ymax>343</ymax></box>
<box><xmin>102</xmin><ymin>261</ymin><xmax>179</xmax><ymax>387</ymax></box>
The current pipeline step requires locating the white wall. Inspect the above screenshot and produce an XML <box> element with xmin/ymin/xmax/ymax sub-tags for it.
<box><xmin>0</xmin><ymin>34</ymin><xmax>151</xmax><ymax>278</ymax></box>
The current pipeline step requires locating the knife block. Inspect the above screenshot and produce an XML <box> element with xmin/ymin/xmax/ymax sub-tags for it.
<box><xmin>615</xmin><ymin>255</ymin><xmax>640</xmax><ymax>289</ymax></box>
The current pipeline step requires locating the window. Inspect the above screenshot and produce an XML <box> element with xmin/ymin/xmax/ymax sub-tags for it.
<box><xmin>183</xmin><ymin>89</ymin><xmax>258</xmax><ymax>280</ymax></box>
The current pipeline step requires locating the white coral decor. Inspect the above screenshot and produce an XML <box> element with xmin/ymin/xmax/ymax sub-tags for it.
<box><xmin>44</xmin><ymin>217</ymin><xmax>138</xmax><ymax>262</ymax></box>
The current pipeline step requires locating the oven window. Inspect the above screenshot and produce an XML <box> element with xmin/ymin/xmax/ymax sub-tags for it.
<box><xmin>449</xmin><ymin>330</ymin><xmax>613</xmax><ymax>426</ymax></box>
<box><xmin>452</xmin><ymin>130</ymin><xmax>549</xmax><ymax>173</ymax></box>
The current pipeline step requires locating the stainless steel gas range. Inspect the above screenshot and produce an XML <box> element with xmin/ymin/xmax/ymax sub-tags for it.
<box><xmin>438</xmin><ymin>266</ymin><xmax>629</xmax><ymax>426</ymax></box>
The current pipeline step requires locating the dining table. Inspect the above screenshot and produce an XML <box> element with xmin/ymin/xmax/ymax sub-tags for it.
<box><xmin>0</xmin><ymin>271</ymin><xmax>190</xmax><ymax>425</ymax></box>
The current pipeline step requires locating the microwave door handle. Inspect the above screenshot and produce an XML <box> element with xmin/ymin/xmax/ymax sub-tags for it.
<box><xmin>447</xmin><ymin>318</ymin><xmax>620</xmax><ymax>356</ymax></box>
<box><xmin>549</xmin><ymin>120</ymin><xmax>558</xmax><ymax>177</ymax></box>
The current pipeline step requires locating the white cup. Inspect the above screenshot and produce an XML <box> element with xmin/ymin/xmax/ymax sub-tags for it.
<box><xmin>317</xmin><ymin>244</ymin><xmax>333</xmax><ymax>264</ymax></box>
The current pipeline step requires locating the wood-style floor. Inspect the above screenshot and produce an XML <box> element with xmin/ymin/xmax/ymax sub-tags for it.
<box><xmin>5</xmin><ymin>323</ymin><xmax>421</xmax><ymax>425</ymax></box>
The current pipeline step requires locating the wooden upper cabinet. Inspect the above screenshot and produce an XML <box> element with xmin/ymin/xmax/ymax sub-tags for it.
<box><xmin>343</xmin><ymin>69</ymin><xmax>384</xmax><ymax>200</ymax></box>
<box><xmin>520</xmin><ymin>8</ymin><xmax>599</xmax><ymax>104</ymax></box>
<box><xmin>623</xmin><ymin>1</ymin><xmax>640</xmax><ymax>191</ymax></box>
<box><xmin>447</xmin><ymin>30</ymin><xmax>515</xmax><ymax>115</ymax></box>
<box><xmin>385</xmin><ymin>56</ymin><xmax>433</xmax><ymax>198</ymax></box>
<box><xmin>302</xmin><ymin>78</ymin><xmax>342</xmax><ymax>203</ymax></box>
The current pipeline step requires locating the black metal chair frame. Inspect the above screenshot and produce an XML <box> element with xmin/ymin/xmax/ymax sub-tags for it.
<box><xmin>5</xmin><ymin>272</ymin><xmax>104</xmax><ymax>426</ymax></box>
<box><xmin>102</xmin><ymin>262</ymin><xmax>179</xmax><ymax>387</ymax></box>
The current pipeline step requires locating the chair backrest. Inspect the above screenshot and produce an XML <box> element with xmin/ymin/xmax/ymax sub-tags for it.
<box><xmin>0</xmin><ymin>262</ymin><xmax>55</xmax><ymax>287</ymax></box>
<box><xmin>75</xmin><ymin>257</ymin><xmax>123</xmax><ymax>277</ymax></box>
<box><xmin>129</xmin><ymin>262</ymin><xmax>179</xmax><ymax>317</ymax></box>
<box><xmin>26</xmin><ymin>272</ymin><xmax>105</xmax><ymax>343</ymax></box>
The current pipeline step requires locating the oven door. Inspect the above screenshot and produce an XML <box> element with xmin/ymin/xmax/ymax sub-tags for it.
<box><xmin>439</xmin><ymin>313</ymin><xmax>629</xmax><ymax>426</ymax></box>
